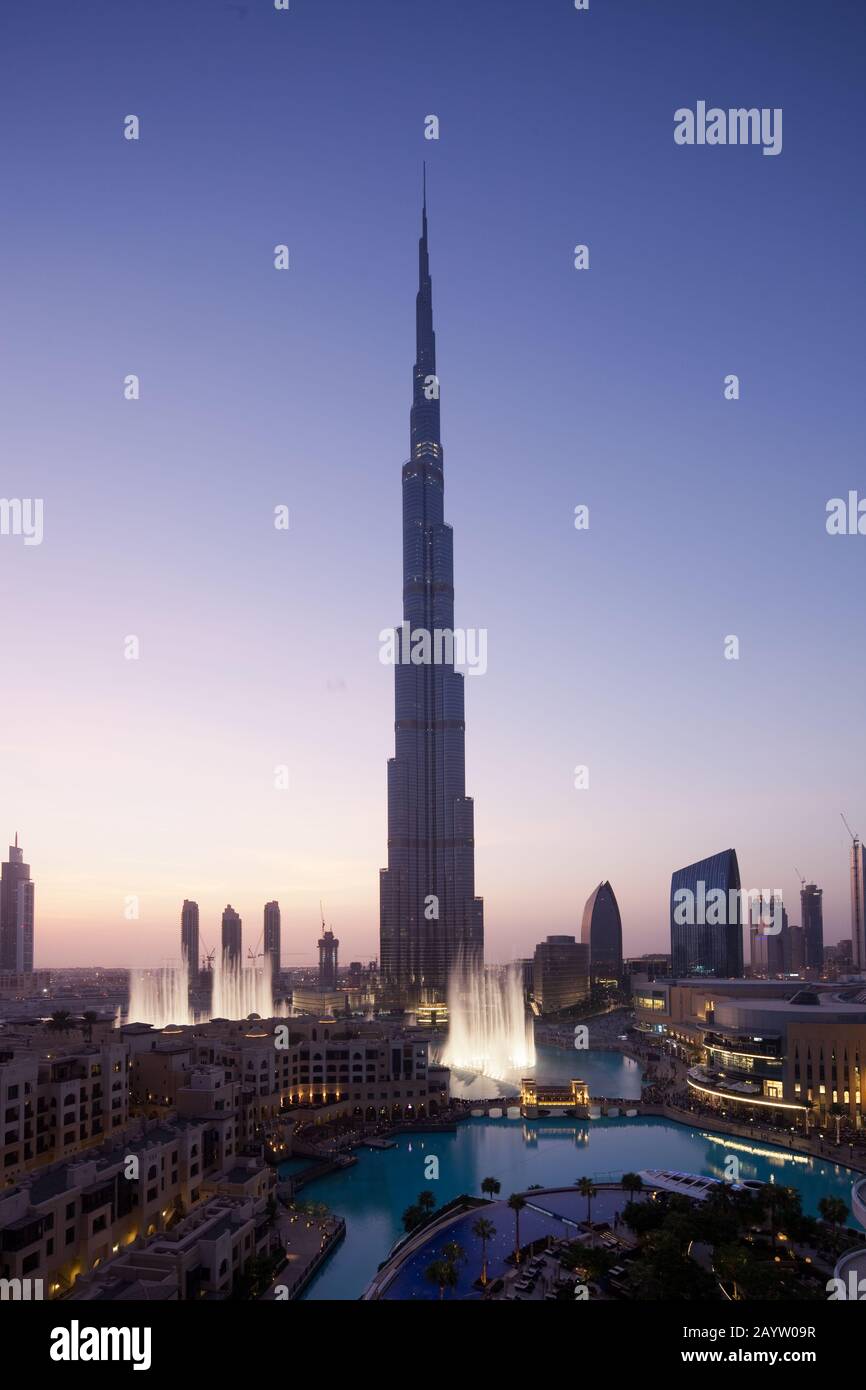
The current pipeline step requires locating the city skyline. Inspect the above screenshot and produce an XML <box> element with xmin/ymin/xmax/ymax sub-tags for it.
<box><xmin>5</xmin><ymin>829</ymin><xmax>860</xmax><ymax>972</ymax></box>
<box><xmin>3</xmin><ymin>0</ymin><xmax>865</xmax><ymax>968</ymax></box>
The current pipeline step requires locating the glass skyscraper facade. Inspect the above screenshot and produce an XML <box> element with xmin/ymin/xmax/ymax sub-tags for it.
<box><xmin>800</xmin><ymin>882</ymin><xmax>823</xmax><ymax>972</ymax></box>
<box><xmin>850</xmin><ymin>839</ymin><xmax>866</xmax><ymax>972</ymax></box>
<box><xmin>670</xmin><ymin>847</ymin><xmax>743</xmax><ymax>979</ymax></box>
<box><xmin>181</xmin><ymin>899</ymin><xmax>199</xmax><ymax>974</ymax></box>
<box><xmin>264</xmin><ymin>900</ymin><xmax>281</xmax><ymax>978</ymax></box>
<box><xmin>0</xmin><ymin>834</ymin><xmax>34</xmax><ymax>973</ymax></box>
<box><xmin>221</xmin><ymin>905</ymin><xmax>242</xmax><ymax>967</ymax></box>
<box><xmin>379</xmin><ymin>189</ymin><xmax>484</xmax><ymax>1004</ymax></box>
<box><xmin>580</xmin><ymin>880</ymin><xmax>623</xmax><ymax>983</ymax></box>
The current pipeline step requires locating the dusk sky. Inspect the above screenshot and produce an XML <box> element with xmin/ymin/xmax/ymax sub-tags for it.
<box><xmin>2</xmin><ymin>0</ymin><xmax>864</xmax><ymax>967</ymax></box>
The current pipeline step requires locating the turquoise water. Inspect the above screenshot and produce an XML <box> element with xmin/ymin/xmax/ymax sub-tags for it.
<box><xmin>294</xmin><ymin>1113</ymin><xmax>857</xmax><ymax>1300</ymax></box>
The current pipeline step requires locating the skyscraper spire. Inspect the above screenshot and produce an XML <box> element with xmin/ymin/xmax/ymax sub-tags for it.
<box><xmin>411</xmin><ymin>170</ymin><xmax>439</xmax><ymax>457</ymax></box>
<box><xmin>379</xmin><ymin>184</ymin><xmax>484</xmax><ymax>1005</ymax></box>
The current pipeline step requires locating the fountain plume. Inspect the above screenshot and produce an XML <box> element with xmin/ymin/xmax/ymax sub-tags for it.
<box><xmin>209</xmin><ymin>949</ymin><xmax>274</xmax><ymax>1020</ymax></box>
<box><xmin>442</xmin><ymin>955</ymin><xmax>535</xmax><ymax>1079</ymax></box>
<box><xmin>128</xmin><ymin>959</ymin><xmax>192</xmax><ymax>1028</ymax></box>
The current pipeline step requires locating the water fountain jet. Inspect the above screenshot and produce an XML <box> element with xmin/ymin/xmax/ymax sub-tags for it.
<box><xmin>442</xmin><ymin>957</ymin><xmax>535</xmax><ymax>1080</ymax></box>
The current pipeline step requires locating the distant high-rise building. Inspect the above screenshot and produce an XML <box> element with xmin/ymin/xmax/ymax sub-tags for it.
<box><xmin>318</xmin><ymin>925</ymin><xmax>339</xmax><ymax>991</ymax></box>
<box><xmin>749</xmin><ymin>893</ymin><xmax>786</xmax><ymax>977</ymax></box>
<box><xmin>181</xmin><ymin>900</ymin><xmax>199</xmax><ymax>974</ymax></box>
<box><xmin>221</xmin><ymin>906</ymin><xmax>242</xmax><ymax>967</ymax></box>
<box><xmin>784</xmin><ymin>923</ymin><xmax>806</xmax><ymax>975</ymax></box>
<box><xmin>850</xmin><ymin>838</ymin><xmax>866</xmax><ymax>972</ymax></box>
<box><xmin>801</xmin><ymin>883</ymin><xmax>824</xmax><ymax>972</ymax></box>
<box><xmin>378</xmin><ymin>184</ymin><xmax>484</xmax><ymax>1005</ymax></box>
<box><xmin>0</xmin><ymin>834</ymin><xmax>34</xmax><ymax>973</ymax></box>
<box><xmin>670</xmin><ymin>848</ymin><xmax>743</xmax><ymax>979</ymax></box>
<box><xmin>264</xmin><ymin>901</ymin><xmax>281</xmax><ymax>976</ymax></box>
<box><xmin>580</xmin><ymin>880</ymin><xmax>623</xmax><ymax>984</ymax></box>
<box><xmin>532</xmin><ymin>936</ymin><xmax>589</xmax><ymax>1015</ymax></box>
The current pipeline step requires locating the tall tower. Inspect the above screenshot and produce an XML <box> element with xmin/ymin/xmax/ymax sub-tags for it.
<box><xmin>670</xmin><ymin>848</ymin><xmax>743</xmax><ymax>979</ymax></box>
<box><xmin>851</xmin><ymin>838</ymin><xmax>866</xmax><ymax>972</ymax></box>
<box><xmin>379</xmin><ymin>179</ymin><xmax>484</xmax><ymax>1005</ymax></box>
<box><xmin>221</xmin><ymin>905</ymin><xmax>242</xmax><ymax>967</ymax></box>
<box><xmin>580</xmin><ymin>881</ymin><xmax>624</xmax><ymax>984</ymax></box>
<box><xmin>0</xmin><ymin>834</ymin><xmax>34</xmax><ymax>973</ymax></box>
<box><xmin>264</xmin><ymin>901</ymin><xmax>281</xmax><ymax>978</ymax></box>
<box><xmin>318</xmin><ymin>923</ymin><xmax>339</xmax><ymax>991</ymax></box>
<box><xmin>181</xmin><ymin>900</ymin><xmax>199</xmax><ymax>976</ymax></box>
<box><xmin>800</xmin><ymin>883</ymin><xmax>824</xmax><ymax>973</ymax></box>
<box><xmin>749</xmin><ymin>892</ymin><xmax>786</xmax><ymax>978</ymax></box>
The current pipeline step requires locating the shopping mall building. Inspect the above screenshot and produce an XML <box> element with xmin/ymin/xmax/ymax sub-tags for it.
<box><xmin>633</xmin><ymin>976</ymin><xmax>866</xmax><ymax>1129</ymax></box>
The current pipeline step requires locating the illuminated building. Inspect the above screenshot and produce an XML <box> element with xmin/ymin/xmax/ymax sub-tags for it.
<box><xmin>379</xmin><ymin>184</ymin><xmax>484</xmax><ymax>1004</ymax></box>
<box><xmin>580</xmin><ymin>880</ymin><xmax>623</xmax><ymax>984</ymax></box>
<box><xmin>670</xmin><ymin>847</ymin><xmax>743</xmax><ymax>979</ymax></box>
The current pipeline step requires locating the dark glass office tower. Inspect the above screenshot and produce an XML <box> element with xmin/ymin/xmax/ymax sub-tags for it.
<box><xmin>264</xmin><ymin>901</ymin><xmax>281</xmax><ymax>977</ymax></box>
<box><xmin>181</xmin><ymin>900</ymin><xmax>199</xmax><ymax>974</ymax></box>
<box><xmin>800</xmin><ymin>883</ymin><xmax>824</xmax><ymax>972</ymax></box>
<box><xmin>670</xmin><ymin>848</ymin><xmax>743</xmax><ymax>978</ymax></box>
<box><xmin>580</xmin><ymin>880</ymin><xmax>623</xmax><ymax>983</ymax></box>
<box><xmin>379</xmin><ymin>187</ymin><xmax>484</xmax><ymax>1004</ymax></box>
<box><xmin>0</xmin><ymin>834</ymin><xmax>34</xmax><ymax>973</ymax></box>
<box><xmin>221</xmin><ymin>905</ymin><xmax>242</xmax><ymax>967</ymax></box>
<box><xmin>318</xmin><ymin>925</ymin><xmax>339</xmax><ymax>991</ymax></box>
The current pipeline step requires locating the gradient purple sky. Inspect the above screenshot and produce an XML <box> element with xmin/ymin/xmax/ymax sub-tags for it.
<box><xmin>2</xmin><ymin>0</ymin><xmax>864</xmax><ymax>967</ymax></box>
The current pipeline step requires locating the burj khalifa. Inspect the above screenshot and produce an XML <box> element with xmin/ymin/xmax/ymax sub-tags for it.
<box><xmin>379</xmin><ymin>182</ymin><xmax>484</xmax><ymax>1006</ymax></box>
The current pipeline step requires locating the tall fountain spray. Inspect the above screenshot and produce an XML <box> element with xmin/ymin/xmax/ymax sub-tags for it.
<box><xmin>209</xmin><ymin>950</ymin><xmax>274</xmax><ymax>1020</ymax></box>
<box><xmin>442</xmin><ymin>958</ymin><xmax>535</xmax><ymax>1079</ymax></box>
<box><xmin>128</xmin><ymin>960</ymin><xmax>192</xmax><ymax>1028</ymax></box>
<box><xmin>127</xmin><ymin>953</ymin><xmax>283</xmax><ymax>1026</ymax></box>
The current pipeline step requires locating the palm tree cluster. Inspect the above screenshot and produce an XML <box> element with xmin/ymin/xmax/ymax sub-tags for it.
<box><xmin>402</xmin><ymin>1189</ymin><xmax>438</xmax><ymax>1233</ymax></box>
<box><xmin>618</xmin><ymin>1181</ymin><xmax>849</xmax><ymax>1301</ymax></box>
<box><xmin>424</xmin><ymin>1241</ymin><xmax>466</xmax><ymax>1299</ymax></box>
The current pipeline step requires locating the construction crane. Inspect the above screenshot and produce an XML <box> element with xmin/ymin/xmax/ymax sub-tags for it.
<box><xmin>794</xmin><ymin>866</ymin><xmax>805</xmax><ymax>889</ymax></box>
<box><xmin>842</xmin><ymin>812</ymin><xmax>859</xmax><ymax>845</ymax></box>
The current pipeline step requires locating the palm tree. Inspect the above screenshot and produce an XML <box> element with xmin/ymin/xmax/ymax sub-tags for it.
<box><xmin>48</xmin><ymin>1010</ymin><xmax>72</xmax><ymax>1034</ymax></box>
<box><xmin>402</xmin><ymin>1203</ymin><xmax>422</xmax><ymax>1233</ymax></box>
<box><xmin>761</xmin><ymin>1183</ymin><xmax>801</xmax><ymax>1251</ymax></box>
<box><xmin>829</xmin><ymin>1104</ymin><xmax>844</xmax><ymax>1145</ymax></box>
<box><xmin>507</xmin><ymin>1193</ymin><xmax>527</xmax><ymax>1265</ymax></box>
<box><xmin>481</xmin><ymin>1176</ymin><xmax>501</xmax><ymax>1200</ymax></box>
<box><xmin>442</xmin><ymin>1240</ymin><xmax>466</xmax><ymax>1272</ymax></box>
<box><xmin>715</xmin><ymin>1243</ymin><xmax>750</xmax><ymax>1300</ymax></box>
<box><xmin>417</xmin><ymin>1190</ymin><xmax>437</xmax><ymax>1215</ymax></box>
<box><xmin>425</xmin><ymin>1257</ymin><xmax>458</xmax><ymax>1300</ymax></box>
<box><xmin>577</xmin><ymin>1176</ymin><xmax>597</xmax><ymax>1228</ymax></box>
<box><xmin>818</xmin><ymin>1195</ymin><xmax>848</xmax><ymax>1245</ymax></box>
<box><xmin>80</xmin><ymin>1010</ymin><xmax>99</xmax><ymax>1043</ymax></box>
<box><xmin>472</xmin><ymin>1216</ymin><xmax>496</xmax><ymax>1287</ymax></box>
<box><xmin>621</xmin><ymin>1172</ymin><xmax>644</xmax><ymax>1202</ymax></box>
